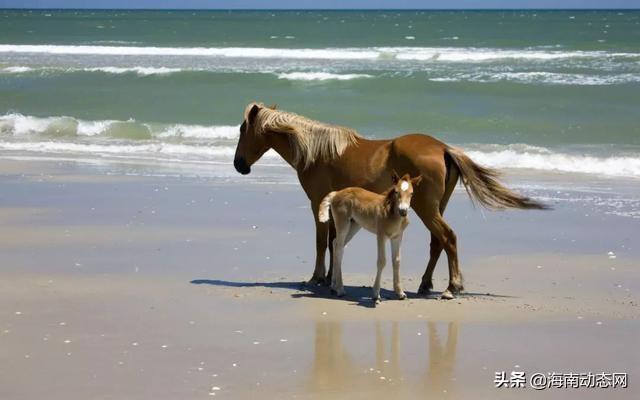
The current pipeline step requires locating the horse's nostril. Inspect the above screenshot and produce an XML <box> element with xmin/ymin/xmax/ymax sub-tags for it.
<box><xmin>234</xmin><ymin>157</ymin><xmax>250</xmax><ymax>175</ymax></box>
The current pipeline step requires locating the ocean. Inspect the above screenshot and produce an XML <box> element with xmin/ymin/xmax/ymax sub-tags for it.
<box><xmin>0</xmin><ymin>9</ymin><xmax>639</xmax><ymax>216</ymax></box>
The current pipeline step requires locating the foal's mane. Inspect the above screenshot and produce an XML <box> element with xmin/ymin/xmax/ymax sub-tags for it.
<box><xmin>247</xmin><ymin>103</ymin><xmax>362</xmax><ymax>170</ymax></box>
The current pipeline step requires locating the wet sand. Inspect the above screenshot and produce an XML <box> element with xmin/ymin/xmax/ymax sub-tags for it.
<box><xmin>0</xmin><ymin>159</ymin><xmax>638</xmax><ymax>399</ymax></box>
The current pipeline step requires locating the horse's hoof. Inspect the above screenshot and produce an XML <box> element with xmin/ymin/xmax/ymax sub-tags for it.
<box><xmin>306</xmin><ymin>276</ymin><xmax>324</xmax><ymax>286</ymax></box>
<box><xmin>441</xmin><ymin>290</ymin><xmax>454</xmax><ymax>300</ymax></box>
<box><xmin>331</xmin><ymin>288</ymin><xmax>345</xmax><ymax>297</ymax></box>
<box><xmin>417</xmin><ymin>282</ymin><xmax>432</xmax><ymax>296</ymax></box>
<box><xmin>322</xmin><ymin>277</ymin><xmax>332</xmax><ymax>287</ymax></box>
<box><xmin>373</xmin><ymin>297</ymin><xmax>381</xmax><ymax>305</ymax></box>
<box><xmin>449</xmin><ymin>277</ymin><xmax>464</xmax><ymax>294</ymax></box>
<box><xmin>397</xmin><ymin>292</ymin><xmax>407</xmax><ymax>300</ymax></box>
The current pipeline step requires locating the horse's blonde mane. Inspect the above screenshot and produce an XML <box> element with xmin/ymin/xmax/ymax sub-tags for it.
<box><xmin>246</xmin><ymin>103</ymin><xmax>361</xmax><ymax>170</ymax></box>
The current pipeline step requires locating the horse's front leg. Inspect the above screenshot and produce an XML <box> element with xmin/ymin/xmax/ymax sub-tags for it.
<box><xmin>390</xmin><ymin>234</ymin><xmax>406</xmax><ymax>300</ymax></box>
<box><xmin>308</xmin><ymin>205</ymin><xmax>329</xmax><ymax>285</ymax></box>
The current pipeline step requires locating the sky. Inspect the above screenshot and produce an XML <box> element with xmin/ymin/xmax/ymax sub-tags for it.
<box><xmin>0</xmin><ymin>0</ymin><xmax>639</xmax><ymax>8</ymax></box>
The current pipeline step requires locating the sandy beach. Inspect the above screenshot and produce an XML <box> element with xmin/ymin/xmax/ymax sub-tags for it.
<box><xmin>0</xmin><ymin>159</ymin><xmax>637</xmax><ymax>399</ymax></box>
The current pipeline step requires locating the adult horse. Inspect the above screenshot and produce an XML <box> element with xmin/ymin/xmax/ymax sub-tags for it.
<box><xmin>233</xmin><ymin>103</ymin><xmax>546</xmax><ymax>299</ymax></box>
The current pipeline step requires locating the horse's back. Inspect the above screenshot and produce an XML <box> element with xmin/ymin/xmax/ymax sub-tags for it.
<box><xmin>389</xmin><ymin>133</ymin><xmax>448</xmax><ymax>180</ymax></box>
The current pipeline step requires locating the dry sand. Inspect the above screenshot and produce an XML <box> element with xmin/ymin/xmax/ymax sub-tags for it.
<box><xmin>0</xmin><ymin>159</ymin><xmax>638</xmax><ymax>399</ymax></box>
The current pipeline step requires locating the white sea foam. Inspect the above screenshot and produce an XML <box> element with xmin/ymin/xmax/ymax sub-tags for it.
<box><xmin>0</xmin><ymin>141</ymin><xmax>282</xmax><ymax>164</ymax></box>
<box><xmin>83</xmin><ymin>66</ymin><xmax>184</xmax><ymax>75</ymax></box>
<box><xmin>0</xmin><ymin>141</ymin><xmax>237</xmax><ymax>157</ymax></box>
<box><xmin>430</xmin><ymin>72</ymin><xmax>640</xmax><ymax>85</ymax></box>
<box><xmin>0</xmin><ymin>44</ymin><xmax>636</xmax><ymax>62</ymax></box>
<box><xmin>466</xmin><ymin>145</ymin><xmax>640</xmax><ymax>178</ymax></box>
<box><xmin>277</xmin><ymin>72</ymin><xmax>373</xmax><ymax>81</ymax></box>
<box><xmin>1</xmin><ymin>114</ymin><xmax>638</xmax><ymax>178</ymax></box>
<box><xmin>0</xmin><ymin>114</ymin><xmax>239</xmax><ymax>139</ymax></box>
<box><xmin>0</xmin><ymin>65</ymin><xmax>188</xmax><ymax>76</ymax></box>
<box><xmin>1</xmin><ymin>66</ymin><xmax>34</xmax><ymax>73</ymax></box>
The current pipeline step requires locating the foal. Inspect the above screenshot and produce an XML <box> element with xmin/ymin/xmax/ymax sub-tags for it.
<box><xmin>318</xmin><ymin>172</ymin><xmax>422</xmax><ymax>304</ymax></box>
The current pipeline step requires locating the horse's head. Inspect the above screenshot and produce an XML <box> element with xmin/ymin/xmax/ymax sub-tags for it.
<box><xmin>390</xmin><ymin>171</ymin><xmax>423</xmax><ymax>217</ymax></box>
<box><xmin>233</xmin><ymin>102</ymin><xmax>270</xmax><ymax>175</ymax></box>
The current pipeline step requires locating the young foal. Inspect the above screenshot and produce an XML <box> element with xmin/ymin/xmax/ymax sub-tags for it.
<box><xmin>318</xmin><ymin>173</ymin><xmax>422</xmax><ymax>304</ymax></box>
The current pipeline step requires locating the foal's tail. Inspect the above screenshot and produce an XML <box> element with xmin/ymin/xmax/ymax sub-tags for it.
<box><xmin>445</xmin><ymin>146</ymin><xmax>549</xmax><ymax>210</ymax></box>
<box><xmin>318</xmin><ymin>191</ymin><xmax>337</xmax><ymax>222</ymax></box>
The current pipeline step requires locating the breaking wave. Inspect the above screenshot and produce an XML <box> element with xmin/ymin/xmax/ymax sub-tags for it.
<box><xmin>277</xmin><ymin>72</ymin><xmax>373</xmax><ymax>81</ymax></box>
<box><xmin>465</xmin><ymin>144</ymin><xmax>640</xmax><ymax>178</ymax></box>
<box><xmin>1</xmin><ymin>44</ymin><xmax>637</xmax><ymax>62</ymax></box>
<box><xmin>1</xmin><ymin>115</ymin><xmax>638</xmax><ymax>178</ymax></box>
<box><xmin>0</xmin><ymin>114</ymin><xmax>239</xmax><ymax>140</ymax></box>
<box><xmin>430</xmin><ymin>72</ymin><xmax>640</xmax><ymax>85</ymax></box>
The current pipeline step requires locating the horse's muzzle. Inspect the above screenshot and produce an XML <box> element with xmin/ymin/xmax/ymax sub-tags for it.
<box><xmin>399</xmin><ymin>209</ymin><xmax>408</xmax><ymax>217</ymax></box>
<box><xmin>234</xmin><ymin>157</ymin><xmax>251</xmax><ymax>175</ymax></box>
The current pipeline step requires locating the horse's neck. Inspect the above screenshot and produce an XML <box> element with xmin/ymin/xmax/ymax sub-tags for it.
<box><xmin>266</xmin><ymin>130</ymin><xmax>297</xmax><ymax>168</ymax></box>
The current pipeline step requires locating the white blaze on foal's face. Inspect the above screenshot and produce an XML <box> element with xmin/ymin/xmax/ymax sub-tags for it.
<box><xmin>398</xmin><ymin>180</ymin><xmax>412</xmax><ymax>215</ymax></box>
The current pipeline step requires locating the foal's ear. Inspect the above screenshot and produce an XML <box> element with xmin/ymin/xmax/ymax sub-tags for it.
<box><xmin>391</xmin><ymin>170</ymin><xmax>400</xmax><ymax>184</ymax></box>
<box><xmin>248</xmin><ymin>104</ymin><xmax>261</xmax><ymax>125</ymax></box>
<box><xmin>411</xmin><ymin>175</ymin><xmax>423</xmax><ymax>187</ymax></box>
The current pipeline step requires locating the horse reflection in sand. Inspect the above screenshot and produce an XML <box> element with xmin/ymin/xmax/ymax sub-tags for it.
<box><xmin>234</xmin><ymin>103</ymin><xmax>546</xmax><ymax>299</ymax></box>
<box><xmin>309</xmin><ymin>320</ymin><xmax>459</xmax><ymax>397</ymax></box>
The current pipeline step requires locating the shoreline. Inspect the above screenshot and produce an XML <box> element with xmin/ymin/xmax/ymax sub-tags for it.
<box><xmin>0</xmin><ymin>158</ymin><xmax>638</xmax><ymax>399</ymax></box>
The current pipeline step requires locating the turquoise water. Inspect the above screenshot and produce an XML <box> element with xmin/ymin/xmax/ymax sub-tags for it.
<box><xmin>0</xmin><ymin>10</ymin><xmax>639</xmax><ymax>178</ymax></box>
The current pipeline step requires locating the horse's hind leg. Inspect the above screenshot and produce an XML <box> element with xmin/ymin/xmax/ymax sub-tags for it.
<box><xmin>418</xmin><ymin>233</ymin><xmax>444</xmax><ymax>295</ymax></box>
<box><xmin>416</xmin><ymin>163</ymin><xmax>458</xmax><ymax>295</ymax></box>
<box><xmin>429</xmin><ymin>214</ymin><xmax>463</xmax><ymax>299</ymax></box>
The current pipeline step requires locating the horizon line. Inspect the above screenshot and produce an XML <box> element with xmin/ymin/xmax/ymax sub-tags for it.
<box><xmin>1</xmin><ymin>7</ymin><xmax>639</xmax><ymax>11</ymax></box>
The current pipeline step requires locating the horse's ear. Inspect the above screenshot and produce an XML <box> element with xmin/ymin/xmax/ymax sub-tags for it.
<box><xmin>411</xmin><ymin>175</ymin><xmax>423</xmax><ymax>187</ymax></box>
<box><xmin>248</xmin><ymin>104</ymin><xmax>261</xmax><ymax>125</ymax></box>
<box><xmin>268</xmin><ymin>103</ymin><xmax>278</xmax><ymax>110</ymax></box>
<box><xmin>391</xmin><ymin>170</ymin><xmax>400</xmax><ymax>184</ymax></box>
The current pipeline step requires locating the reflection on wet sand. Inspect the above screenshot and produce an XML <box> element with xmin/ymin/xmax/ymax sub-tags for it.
<box><xmin>309</xmin><ymin>320</ymin><xmax>459</xmax><ymax>398</ymax></box>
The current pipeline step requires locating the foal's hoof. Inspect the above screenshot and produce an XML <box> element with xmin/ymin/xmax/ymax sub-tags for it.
<box><xmin>440</xmin><ymin>290</ymin><xmax>454</xmax><ymax>300</ymax></box>
<box><xmin>396</xmin><ymin>292</ymin><xmax>407</xmax><ymax>300</ymax></box>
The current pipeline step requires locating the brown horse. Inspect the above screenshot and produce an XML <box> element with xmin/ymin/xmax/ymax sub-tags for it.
<box><xmin>233</xmin><ymin>102</ymin><xmax>546</xmax><ymax>299</ymax></box>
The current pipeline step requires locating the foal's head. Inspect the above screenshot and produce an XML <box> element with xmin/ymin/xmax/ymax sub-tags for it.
<box><xmin>389</xmin><ymin>171</ymin><xmax>423</xmax><ymax>217</ymax></box>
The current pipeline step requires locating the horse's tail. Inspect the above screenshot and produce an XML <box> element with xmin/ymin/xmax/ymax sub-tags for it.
<box><xmin>444</xmin><ymin>146</ymin><xmax>549</xmax><ymax>210</ymax></box>
<box><xmin>318</xmin><ymin>191</ymin><xmax>337</xmax><ymax>222</ymax></box>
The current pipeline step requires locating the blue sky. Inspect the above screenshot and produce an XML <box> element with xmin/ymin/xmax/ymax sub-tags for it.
<box><xmin>1</xmin><ymin>0</ymin><xmax>639</xmax><ymax>8</ymax></box>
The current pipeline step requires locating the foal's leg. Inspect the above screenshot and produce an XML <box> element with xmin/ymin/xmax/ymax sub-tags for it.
<box><xmin>326</xmin><ymin>220</ymin><xmax>337</xmax><ymax>286</ymax></box>
<box><xmin>344</xmin><ymin>220</ymin><xmax>361</xmax><ymax>245</ymax></box>
<box><xmin>372</xmin><ymin>233</ymin><xmax>387</xmax><ymax>304</ymax></box>
<box><xmin>390</xmin><ymin>233</ymin><xmax>406</xmax><ymax>300</ymax></box>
